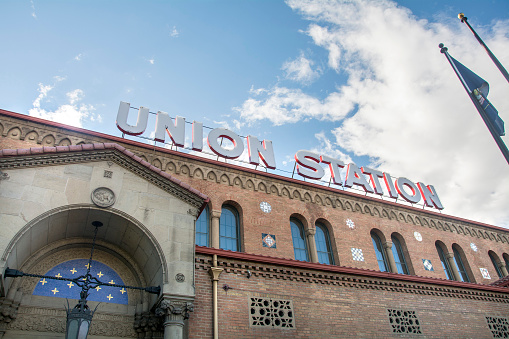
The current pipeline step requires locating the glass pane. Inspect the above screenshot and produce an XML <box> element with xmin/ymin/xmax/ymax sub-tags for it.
<box><xmin>77</xmin><ymin>320</ymin><xmax>90</xmax><ymax>339</ymax></box>
<box><xmin>490</xmin><ymin>252</ymin><xmax>503</xmax><ymax>278</ymax></box>
<box><xmin>315</xmin><ymin>225</ymin><xmax>332</xmax><ymax>265</ymax></box>
<box><xmin>436</xmin><ymin>244</ymin><xmax>452</xmax><ymax>280</ymax></box>
<box><xmin>67</xmin><ymin>319</ymin><xmax>79</xmax><ymax>338</ymax></box>
<box><xmin>220</xmin><ymin>207</ymin><xmax>238</xmax><ymax>251</ymax></box>
<box><xmin>371</xmin><ymin>233</ymin><xmax>387</xmax><ymax>272</ymax></box>
<box><xmin>291</xmin><ymin>220</ymin><xmax>308</xmax><ymax>262</ymax></box>
<box><xmin>391</xmin><ymin>236</ymin><xmax>408</xmax><ymax>274</ymax></box>
<box><xmin>196</xmin><ymin>207</ymin><xmax>209</xmax><ymax>247</ymax></box>
<box><xmin>453</xmin><ymin>248</ymin><xmax>469</xmax><ymax>282</ymax></box>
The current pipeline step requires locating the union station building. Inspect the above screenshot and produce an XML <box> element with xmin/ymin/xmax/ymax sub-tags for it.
<box><xmin>0</xmin><ymin>108</ymin><xmax>509</xmax><ymax>338</ymax></box>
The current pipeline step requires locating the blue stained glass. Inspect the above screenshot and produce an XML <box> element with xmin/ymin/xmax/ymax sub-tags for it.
<box><xmin>453</xmin><ymin>247</ymin><xmax>470</xmax><ymax>282</ymax></box>
<box><xmin>371</xmin><ymin>232</ymin><xmax>388</xmax><ymax>272</ymax></box>
<box><xmin>291</xmin><ymin>219</ymin><xmax>308</xmax><ymax>262</ymax></box>
<box><xmin>196</xmin><ymin>206</ymin><xmax>209</xmax><ymax>246</ymax></box>
<box><xmin>489</xmin><ymin>252</ymin><xmax>503</xmax><ymax>278</ymax></box>
<box><xmin>436</xmin><ymin>243</ymin><xmax>453</xmax><ymax>280</ymax></box>
<box><xmin>33</xmin><ymin>259</ymin><xmax>128</xmax><ymax>304</ymax></box>
<box><xmin>220</xmin><ymin>206</ymin><xmax>239</xmax><ymax>251</ymax></box>
<box><xmin>315</xmin><ymin>224</ymin><xmax>333</xmax><ymax>265</ymax></box>
<box><xmin>391</xmin><ymin>236</ymin><xmax>409</xmax><ymax>275</ymax></box>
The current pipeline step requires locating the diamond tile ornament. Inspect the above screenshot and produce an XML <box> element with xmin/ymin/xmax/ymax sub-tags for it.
<box><xmin>414</xmin><ymin>232</ymin><xmax>422</xmax><ymax>241</ymax></box>
<box><xmin>346</xmin><ymin>219</ymin><xmax>355</xmax><ymax>229</ymax></box>
<box><xmin>470</xmin><ymin>243</ymin><xmax>478</xmax><ymax>252</ymax></box>
<box><xmin>480</xmin><ymin>268</ymin><xmax>491</xmax><ymax>279</ymax></box>
<box><xmin>262</xmin><ymin>233</ymin><xmax>276</xmax><ymax>248</ymax></box>
<box><xmin>351</xmin><ymin>248</ymin><xmax>364</xmax><ymax>261</ymax></box>
<box><xmin>422</xmin><ymin>259</ymin><xmax>434</xmax><ymax>271</ymax></box>
<box><xmin>260</xmin><ymin>202</ymin><xmax>272</xmax><ymax>213</ymax></box>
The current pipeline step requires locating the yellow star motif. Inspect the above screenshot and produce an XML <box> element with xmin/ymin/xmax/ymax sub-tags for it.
<box><xmin>97</xmin><ymin>271</ymin><xmax>104</xmax><ymax>278</ymax></box>
<box><xmin>67</xmin><ymin>282</ymin><xmax>74</xmax><ymax>288</ymax></box>
<box><xmin>85</xmin><ymin>263</ymin><xmax>91</xmax><ymax>269</ymax></box>
<box><xmin>109</xmin><ymin>280</ymin><xmax>115</xmax><ymax>285</ymax></box>
<box><xmin>40</xmin><ymin>278</ymin><xmax>47</xmax><ymax>285</ymax></box>
<box><xmin>95</xmin><ymin>286</ymin><xmax>102</xmax><ymax>291</ymax></box>
<box><xmin>106</xmin><ymin>294</ymin><xmax>113</xmax><ymax>301</ymax></box>
<box><xmin>51</xmin><ymin>288</ymin><xmax>59</xmax><ymax>295</ymax></box>
<box><xmin>55</xmin><ymin>273</ymin><xmax>62</xmax><ymax>278</ymax></box>
<box><xmin>120</xmin><ymin>288</ymin><xmax>126</xmax><ymax>294</ymax></box>
<box><xmin>70</xmin><ymin>268</ymin><xmax>77</xmax><ymax>274</ymax></box>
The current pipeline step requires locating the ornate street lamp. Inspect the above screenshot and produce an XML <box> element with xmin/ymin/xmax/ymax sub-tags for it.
<box><xmin>4</xmin><ymin>221</ymin><xmax>161</xmax><ymax>339</ymax></box>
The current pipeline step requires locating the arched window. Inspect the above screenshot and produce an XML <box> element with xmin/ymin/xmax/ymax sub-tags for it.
<box><xmin>371</xmin><ymin>231</ymin><xmax>388</xmax><ymax>272</ymax></box>
<box><xmin>220</xmin><ymin>205</ymin><xmax>240</xmax><ymax>251</ymax></box>
<box><xmin>504</xmin><ymin>254</ymin><xmax>509</xmax><ymax>273</ymax></box>
<box><xmin>195</xmin><ymin>206</ymin><xmax>209</xmax><ymax>247</ymax></box>
<box><xmin>452</xmin><ymin>245</ymin><xmax>470</xmax><ymax>282</ymax></box>
<box><xmin>315</xmin><ymin>223</ymin><xmax>334</xmax><ymax>265</ymax></box>
<box><xmin>489</xmin><ymin>251</ymin><xmax>503</xmax><ymax>278</ymax></box>
<box><xmin>291</xmin><ymin>219</ymin><xmax>308</xmax><ymax>262</ymax></box>
<box><xmin>436</xmin><ymin>242</ymin><xmax>453</xmax><ymax>280</ymax></box>
<box><xmin>391</xmin><ymin>235</ymin><xmax>409</xmax><ymax>274</ymax></box>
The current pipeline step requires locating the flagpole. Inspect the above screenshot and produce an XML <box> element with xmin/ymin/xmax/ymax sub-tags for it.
<box><xmin>459</xmin><ymin>13</ymin><xmax>509</xmax><ymax>86</ymax></box>
<box><xmin>439</xmin><ymin>43</ymin><xmax>509</xmax><ymax>164</ymax></box>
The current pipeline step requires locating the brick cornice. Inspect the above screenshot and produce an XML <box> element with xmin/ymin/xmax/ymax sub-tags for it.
<box><xmin>195</xmin><ymin>246</ymin><xmax>509</xmax><ymax>299</ymax></box>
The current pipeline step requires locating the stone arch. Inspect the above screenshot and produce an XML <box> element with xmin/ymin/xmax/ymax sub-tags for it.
<box><xmin>363</xmin><ymin>205</ymin><xmax>371</xmax><ymax>215</ymax></box>
<box><xmin>152</xmin><ymin>158</ymin><xmax>162</xmax><ymax>170</ymax></box>
<box><xmin>23</xmin><ymin>131</ymin><xmax>39</xmax><ymax>144</ymax></box>
<box><xmin>41</xmin><ymin>134</ymin><xmax>56</xmax><ymax>146</ymax></box>
<box><xmin>303</xmin><ymin>192</ymin><xmax>312</xmax><ymax>203</ymax></box>
<box><xmin>270</xmin><ymin>184</ymin><xmax>279</xmax><ymax>195</ymax></box>
<box><xmin>76</xmin><ymin>141</ymin><xmax>87</xmax><ymax>145</ymax></box>
<box><xmin>7</xmin><ymin>127</ymin><xmax>22</xmax><ymax>140</ymax></box>
<box><xmin>258</xmin><ymin>182</ymin><xmax>267</xmax><ymax>193</ymax></box>
<box><xmin>406</xmin><ymin>215</ymin><xmax>414</xmax><ymax>225</ymax></box>
<box><xmin>335</xmin><ymin>199</ymin><xmax>344</xmax><ymax>210</ymax></box>
<box><xmin>354</xmin><ymin>203</ymin><xmax>362</xmax><ymax>213</ymax></box>
<box><xmin>220</xmin><ymin>174</ymin><xmax>231</xmax><ymax>186</ymax></box>
<box><xmin>430</xmin><ymin>220</ymin><xmax>436</xmax><ymax>229</ymax></box>
<box><xmin>180</xmin><ymin>164</ymin><xmax>190</xmax><ymax>176</ymax></box>
<box><xmin>233</xmin><ymin>176</ymin><xmax>243</xmax><ymax>188</ymax></box>
<box><xmin>166</xmin><ymin>161</ymin><xmax>177</xmax><ymax>174</ymax></box>
<box><xmin>245</xmin><ymin>179</ymin><xmax>255</xmax><ymax>191</ymax></box>
<box><xmin>372</xmin><ymin>207</ymin><xmax>381</xmax><ymax>218</ymax></box>
<box><xmin>193</xmin><ymin>167</ymin><xmax>204</xmax><ymax>179</ymax></box>
<box><xmin>282</xmin><ymin>187</ymin><xmax>290</xmax><ymax>198</ymax></box>
<box><xmin>314</xmin><ymin>194</ymin><xmax>323</xmax><ymax>205</ymax></box>
<box><xmin>345</xmin><ymin>201</ymin><xmax>353</xmax><ymax>211</ymax></box>
<box><xmin>382</xmin><ymin>209</ymin><xmax>390</xmax><ymax>219</ymax></box>
<box><xmin>58</xmin><ymin>137</ymin><xmax>71</xmax><ymax>146</ymax></box>
<box><xmin>325</xmin><ymin>197</ymin><xmax>334</xmax><ymax>208</ymax></box>
<box><xmin>398</xmin><ymin>213</ymin><xmax>406</xmax><ymax>222</ymax></box>
<box><xmin>293</xmin><ymin>190</ymin><xmax>302</xmax><ymax>201</ymax></box>
<box><xmin>2</xmin><ymin>205</ymin><xmax>168</xmax><ymax>300</ymax></box>
<box><xmin>390</xmin><ymin>211</ymin><xmax>397</xmax><ymax>220</ymax></box>
<box><xmin>140</xmin><ymin>155</ymin><xmax>148</xmax><ymax>162</ymax></box>
<box><xmin>422</xmin><ymin>218</ymin><xmax>429</xmax><ymax>226</ymax></box>
<box><xmin>414</xmin><ymin>216</ymin><xmax>421</xmax><ymax>226</ymax></box>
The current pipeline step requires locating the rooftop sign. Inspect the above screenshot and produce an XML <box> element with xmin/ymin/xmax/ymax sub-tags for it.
<box><xmin>116</xmin><ymin>101</ymin><xmax>443</xmax><ymax>210</ymax></box>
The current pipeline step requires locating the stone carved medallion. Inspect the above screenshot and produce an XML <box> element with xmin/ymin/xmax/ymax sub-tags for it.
<box><xmin>91</xmin><ymin>187</ymin><xmax>116</xmax><ymax>208</ymax></box>
<box><xmin>414</xmin><ymin>232</ymin><xmax>422</xmax><ymax>241</ymax></box>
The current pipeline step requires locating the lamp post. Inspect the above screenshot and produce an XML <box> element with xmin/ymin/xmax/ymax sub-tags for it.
<box><xmin>4</xmin><ymin>221</ymin><xmax>161</xmax><ymax>339</ymax></box>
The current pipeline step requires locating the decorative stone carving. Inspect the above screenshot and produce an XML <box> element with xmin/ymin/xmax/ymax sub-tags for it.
<box><xmin>155</xmin><ymin>300</ymin><xmax>194</xmax><ymax>321</ymax></box>
<box><xmin>91</xmin><ymin>187</ymin><xmax>116</xmax><ymax>208</ymax></box>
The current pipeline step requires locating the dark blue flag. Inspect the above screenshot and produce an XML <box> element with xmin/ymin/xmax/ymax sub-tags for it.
<box><xmin>449</xmin><ymin>56</ymin><xmax>505</xmax><ymax>136</ymax></box>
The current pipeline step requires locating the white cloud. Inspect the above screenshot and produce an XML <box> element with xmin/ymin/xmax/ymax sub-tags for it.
<box><xmin>282</xmin><ymin>52</ymin><xmax>320</xmax><ymax>84</ymax></box>
<box><xmin>235</xmin><ymin>0</ymin><xmax>509</xmax><ymax>226</ymax></box>
<box><xmin>74</xmin><ymin>54</ymin><xmax>82</xmax><ymax>61</ymax></box>
<box><xmin>29</xmin><ymin>82</ymin><xmax>99</xmax><ymax>128</ymax></box>
<box><xmin>170</xmin><ymin>26</ymin><xmax>179</xmax><ymax>38</ymax></box>
<box><xmin>149</xmin><ymin>58</ymin><xmax>155</xmax><ymax>65</ymax></box>
<box><xmin>30</xmin><ymin>0</ymin><xmax>36</xmax><ymax>19</ymax></box>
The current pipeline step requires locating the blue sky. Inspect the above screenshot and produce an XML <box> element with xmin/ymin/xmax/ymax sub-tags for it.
<box><xmin>1</xmin><ymin>0</ymin><xmax>509</xmax><ymax>226</ymax></box>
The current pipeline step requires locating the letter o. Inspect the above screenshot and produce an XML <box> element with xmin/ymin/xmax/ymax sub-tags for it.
<box><xmin>207</xmin><ymin>128</ymin><xmax>244</xmax><ymax>159</ymax></box>
<box><xmin>395</xmin><ymin>177</ymin><xmax>421</xmax><ymax>204</ymax></box>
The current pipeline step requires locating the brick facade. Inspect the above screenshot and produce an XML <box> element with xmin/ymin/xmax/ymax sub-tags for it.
<box><xmin>1</xmin><ymin>108</ymin><xmax>509</xmax><ymax>338</ymax></box>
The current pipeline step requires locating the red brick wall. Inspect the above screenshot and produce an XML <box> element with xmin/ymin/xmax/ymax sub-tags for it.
<box><xmin>190</xmin><ymin>253</ymin><xmax>509</xmax><ymax>338</ymax></box>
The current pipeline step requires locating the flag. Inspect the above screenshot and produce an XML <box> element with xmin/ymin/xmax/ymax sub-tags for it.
<box><xmin>449</xmin><ymin>56</ymin><xmax>505</xmax><ymax>136</ymax></box>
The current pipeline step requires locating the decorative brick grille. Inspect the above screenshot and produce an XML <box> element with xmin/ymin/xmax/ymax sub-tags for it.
<box><xmin>486</xmin><ymin>316</ymin><xmax>509</xmax><ymax>338</ymax></box>
<box><xmin>387</xmin><ymin>309</ymin><xmax>422</xmax><ymax>334</ymax></box>
<box><xmin>249</xmin><ymin>297</ymin><xmax>294</xmax><ymax>328</ymax></box>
